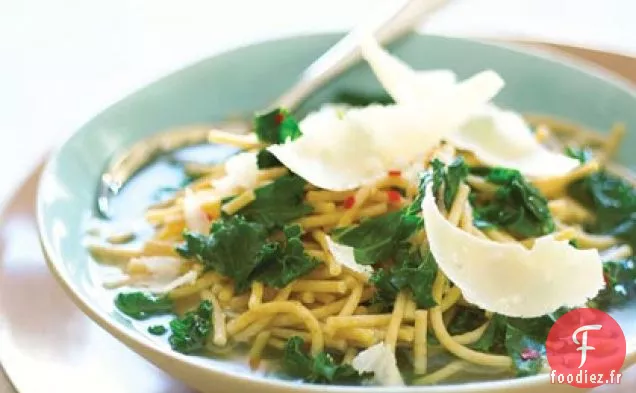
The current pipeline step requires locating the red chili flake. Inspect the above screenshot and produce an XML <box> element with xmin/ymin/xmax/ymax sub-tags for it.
<box><xmin>274</xmin><ymin>112</ymin><xmax>285</xmax><ymax>125</ymax></box>
<box><xmin>520</xmin><ymin>348</ymin><xmax>541</xmax><ymax>361</ymax></box>
<box><xmin>388</xmin><ymin>170</ymin><xmax>401</xmax><ymax>177</ymax></box>
<box><xmin>386</xmin><ymin>190</ymin><xmax>401</xmax><ymax>204</ymax></box>
<box><xmin>343</xmin><ymin>196</ymin><xmax>356</xmax><ymax>209</ymax></box>
<box><xmin>205</xmin><ymin>213</ymin><xmax>214</xmax><ymax>221</ymax></box>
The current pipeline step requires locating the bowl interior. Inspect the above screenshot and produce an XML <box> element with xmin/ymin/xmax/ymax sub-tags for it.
<box><xmin>38</xmin><ymin>33</ymin><xmax>636</xmax><ymax>392</ymax></box>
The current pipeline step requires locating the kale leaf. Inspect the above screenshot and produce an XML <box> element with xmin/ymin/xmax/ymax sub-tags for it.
<box><xmin>177</xmin><ymin>217</ymin><xmax>317</xmax><ymax>292</ymax></box>
<box><xmin>370</xmin><ymin>247</ymin><xmax>438</xmax><ymax>310</ymax></box>
<box><xmin>470</xmin><ymin>314</ymin><xmax>508</xmax><ymax>353</ymax></box>
<box><xmin>505</xmin><ymin>324</ymin><xmax>546</xmax><ymax>377</ymax></box>
<box><xmin>430</xmin><ymin>158</ymin><xmax>469</xmax><ymax>210</ymax></box>
<box><xmin>282</xmin><ymin>336</ymin><xmax>363</xmax><ymax>384</ymax></box>
<box><xmin>567</xmin><ymin>169</ymin><xmax>636</xmax><ymax>251</ymax></box>
<box><xmin>168</xmin><ymin>300</ymin><xmax>213</xmax><ymax>354</ymax></box>
<box><xmin>472</xmin><ymin>167</ymin><xmax>555</xmax><ymax>238</ymax></box>
<box><xmin>148</xmin><ymin>325</ymin><xmax>167</xmax><ymax>335</ymax></box>
<box><xmin>114</xmin><ymin>292</ymin><xmax>173</xmax><ymax>320</ymax></box>
<box><xmin>406</xmin><ymin>158</ymin><xmax>468</xmax><ymax>218</ymax></box>
<box><xmin>254</xmin><ymin>108</ymin><xmax>302</xmax><ymax>144</ymax></box>
<box><xmin>250</xmin><ymin>225</ymin><xmax>320</xmax><ymax>288</ymax></box>
<box><xmin>566</xmin><ymin>147</ymin><xmax>636</xmax><ymax>303</ymax></box>
<box><xmin>447</xmin><ymin>306</ymin><xmax>489</xmax><ymax>335</ymax></box>
<box><xmin>565</xmin><ymin>146</ymin><xmax>594</xmax><ymax>164</ymax></box>
<box><xmin>331</xmin><ymin>210</ymin><xmax>420</xmax><ymax>265</ymax></box>
<box><xmin>591</xmin><ymin>257</ymin><xmax>636</xmax><ymax>309</ymax></box>
<box><xmin>256</xmin><ymin>149</ymin><xmax>282</xmax><ymax>169</ymax></box>
<box><xmin>465</xmin><ymin>313</ymin><xmax>554</xmax><ymax>377</ymax></box>
<box><xmin>177</xmin><ymin>215</ymin><xmax>269</xmax><ymax>292</ymax></box>
<box><xmin>237</xmin><ymin>175</ymin><xmax>313</xmax><ymax>228</ymax></box>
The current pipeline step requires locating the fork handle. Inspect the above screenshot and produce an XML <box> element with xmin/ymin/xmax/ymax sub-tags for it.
<box><xmin>273</xmin><ymin>0</ymin><xmax>448</xmax><ymax>110</ymax></box>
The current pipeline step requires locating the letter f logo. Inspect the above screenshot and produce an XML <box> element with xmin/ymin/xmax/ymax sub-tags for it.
<box><xmin>572</xmin><ymin>324</ymin><xmax>602</xmax><ymax>368</ymax></box>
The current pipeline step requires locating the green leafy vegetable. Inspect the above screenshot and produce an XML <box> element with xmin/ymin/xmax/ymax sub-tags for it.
<box><xmin>254</xmin><ymin>108</ymin><xmax>302</xmax><ymax>144</ymax></box>
<box><xmin>567</xmin><ymin>165</ymin><xmax>636</xmax><ymax>251</ymax></box>
<box><xmin>370</xmin><ymin>247</ymin><xmax>438</xmax><ymax>309</ymax></box>
<box><xmin>331</xmin><ymin>90</ymin><xmax>393</xmax><ymax>107</ymax></box>
<box><xmin>256</xmin><ymin>149</ymin><xmax>282</xmax><ymax>169</ymax></box>
<box><xmin>591</xmin><ymin>257</ymin><xmax>636</xmax><ymax>309</ymax></box>
<box><xmin>177</xmin><ymin>218</ymin><xmax>317</xmax><ymax>292</ymax></box>
<box><xmin>114</xmin><ymin>292</ymin><xmax>173</xmax><ymax>320</ymax></box>
<box><xmin>447</xmin><ymin>307</ymin><xmax>488</xmax><ymax>335</ymax></box>
<box><xmin>405</xmin><ymin>158</ymin><xmax>468</xmax><ymax>219</ymax></box>
<box><xmin>282</xmin><ymin>337</ymin><xmax>364</xmax><ymax>384</ymax></box>
<box><xmin>251</xmin><ymin>225</ymin><xmax>320</xmax><ymax>288</ymax></box>
<box><xmin>177</xmin><ymin>215</ymin><xmax>269</xmax><ymax>292</ymax></box>
<box><xmin>331</xmin><ymin>210</ymin><xmax>420</xmax><ymax>265</ymax></box>
<box><xmin>429</xmin><ymin>158</ymin><xmax>469</xmax><ymax>210</ymax></box>
<box><xmin>472</xmin><ymin>167</ymin><xmax>555</xmax><ymax>238</ymax></box>
<box><xmin>470</xmin><ymin>314</ymin><xmax>508</xmax><ymax>353</ymax></box>
<box><xmin>565</xmin><ymin>146</ymin><xmax>594</xmax><ymax>164</ymax></box>
<box><xmin>148</xmin><ymin>325</ymin><xmax>167</xmax><ymax>335</ymax></box>
<box><xmin>331</xmin><ymin>159</ymin><xmax>454</xmax><ymax>268</ymax></box>
<box><xmin>237</xmin><ymin>175</ymin><xmax>313</xmax><ymax>228</ymax></box>
<box><xmin>169</xmin><ymin>300</ymin><xmax>213</xmax><ymax>354</ymax></box>
<box><xmin>465</xmin><ymin>313</ymin><xmax>554</xmax><ymax>377</ymax></box>
<box><xmin>505</xmin><ymin>325</ymin><xmax>546</xmax><ymax>377</ymax></box>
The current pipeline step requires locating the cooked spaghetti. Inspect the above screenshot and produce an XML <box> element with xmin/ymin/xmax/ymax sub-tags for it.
<box><xmin>87</xmin><ymin>38</ymin><xmax>635</xmax><ymax>387</ymax></box>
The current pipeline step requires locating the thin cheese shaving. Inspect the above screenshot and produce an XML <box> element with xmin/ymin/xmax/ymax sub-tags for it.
<box><xmin>268</xmin><ymin>71</ymin><xmax>503</xmax><ymax>191</ymax></box>
<box><xmin>351</xmin><ymin>342</ymin><xmax>404</xmax><ymax>386</ymax></box>
<box><xmin>360</xmin><ymin>36</ymin><xmax>457</xmax><ymax>104</ymax></box>
<box><xmin>361</xmin><ymin>36</ymin><xmax>578</xmax><ymax>178</ymax></box>
<box><xmin>183</xmin><ymin>189</ymin><xmax>211</xmax><ymax>234</ymax></box>
<box><xmin>422</xmin><ymin>185</ymin><xmax>604</xmax><ymax>317</ymax></box>
<box><xmin>158</xmin><ymin>270</ymin><xmax>198</xmax><ymax>293</ymax></box>
<box><xmin>125</xmin><ymin>256</ymin><xmax>198</xmax><ymax>293</ymax></box>
<box><xmin>212</xmin><ymin>151</ymin><xmax>260</xmax><ymax>196</ymax></box>
<box><xmin>325</xmin><ymin>235</ymin><xmax>373</xmax><ymax>279</ymax></box>
<box><xmin>448</xmin><ymin>105</ymin><xmax>580</xmax><ymax>177</ymax></box>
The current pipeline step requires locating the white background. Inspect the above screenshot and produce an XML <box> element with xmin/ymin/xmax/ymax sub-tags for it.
<box><xmin>1</xmin><ymin>0</ymin><xmax>635</xmax><ymax>203</ymax></box>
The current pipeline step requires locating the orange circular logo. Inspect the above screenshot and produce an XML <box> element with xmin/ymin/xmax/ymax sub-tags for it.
<box><xmin>546</xmin><ymin>308</ymin><xmax>626</xmax><ymax>388</ymax></box>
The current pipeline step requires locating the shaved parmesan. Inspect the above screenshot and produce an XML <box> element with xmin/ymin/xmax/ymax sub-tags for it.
<box><xmin>157</xmin><ymin>270</ymin><xmax>198</xmax><ymax>293</ymax></box>
<box><xmin>360</xmin><ymin>36</ymin><xmax>457</xmax><ymax>104</ymax></box>
<box><xmin>448</xmin><ymin>105</ymin><xmax>580</xmax><ymax>177</ymax></box>
<box><xmin>360</xmin><ymin>36</ymin><xmax>503</xmax><ymax>108</ymax></box>
<box><xmin>351</xmin><ymin>343</ymin><xmax>404</xmax><ymax>386</ymax></box>
<box><xmin>212</xmin><ymin>151</ymin><xmax>259</xmax><ymax>196</ymax></box>
<box><xmin>324</xmin><ymin>235</ymin><xmax>373</xmax><ymax>279</ymax></box>
<box><xmin>361</xmin><ymin>37</ymin><xmax>578</xmax><ymax>178</ymax></box>
<box><xmin>268</xmin><ymin>105</ymin><xmax>383</xmax><ymax>191</ymax></box>
<box><xmin>183</xmin><ymin>190</ymin><xmax>211</xmax><ymax>234</ymax></box>
<box><xmin>422</xmin><ymin>185</ymin><xmax>604</xmax><ymax>317</ymax></box>
<box><xmin>126</xmin><ymin>256</ymin><xmax>198</xmax><ymax>294</ymax></box>
<box><xmin>132</xmin><ymin>256</ymin><xmax>183</xmax><ymax>279</ymax></box>
<box><xmin>268</xmin><ymin>70</ymin><xmax>503</xmax><ymax>191</ymax></box>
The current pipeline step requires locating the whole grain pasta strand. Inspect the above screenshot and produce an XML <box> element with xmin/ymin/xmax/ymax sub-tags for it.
<box><xmin>385</xmin><ymin>291</ymin><xmax>407</xmax><ymax>351</ymax></box>
<box><xmin>413</xmin><ymin>310</ymin><xmax>429</xmax><ymax>375</ymax></box>
<box><xmin>339</xmin><ymin>282</ymin><xmax>363</xmax><ymax>317</ymax></box>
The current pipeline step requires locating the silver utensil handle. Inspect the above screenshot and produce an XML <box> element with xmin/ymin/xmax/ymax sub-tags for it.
<box><xmin>273</xmin><ymin>0</ymin><xmax>448</xmax><ymax>110</ymax></box>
